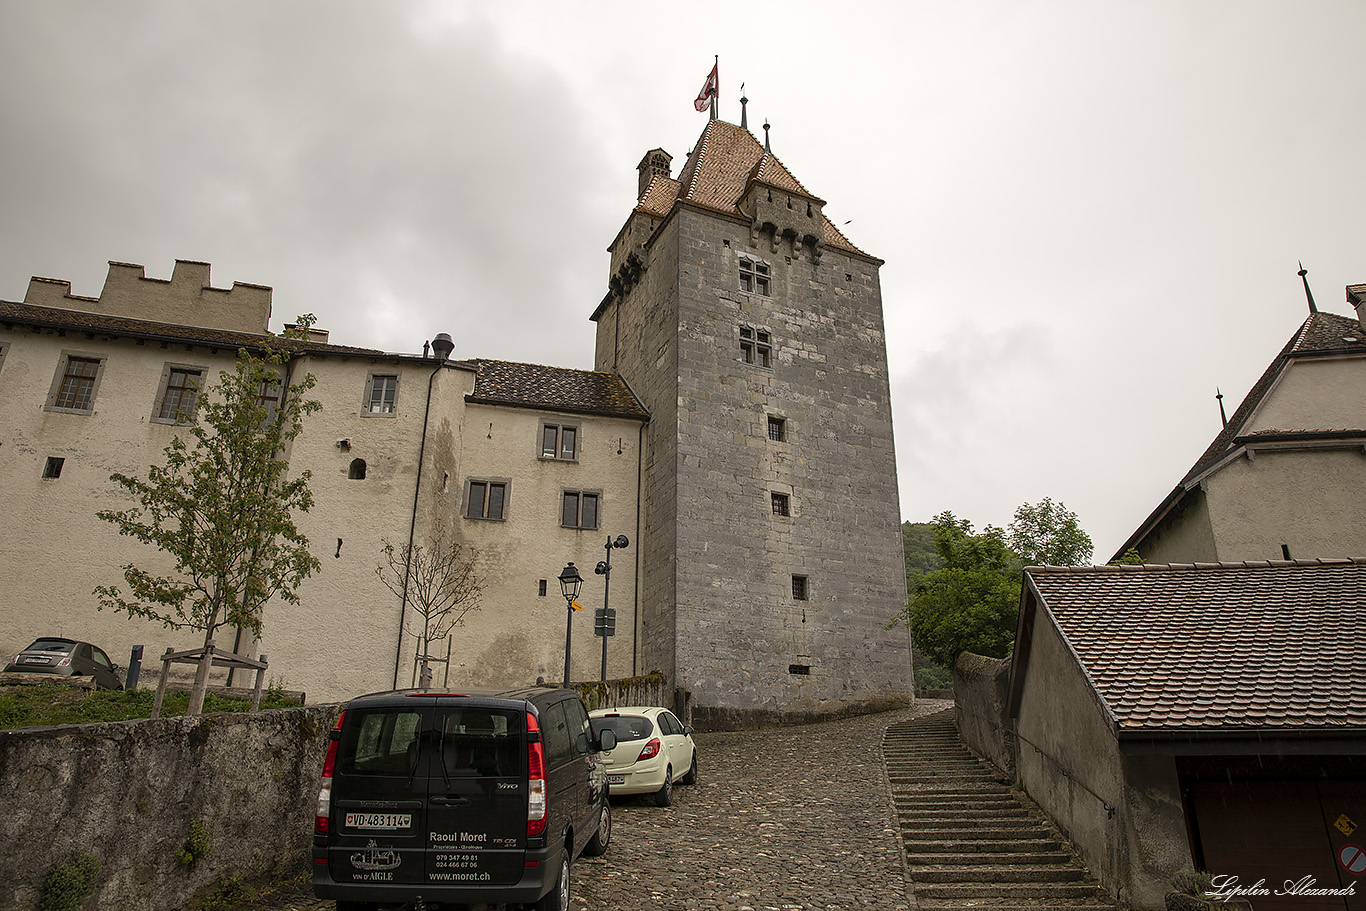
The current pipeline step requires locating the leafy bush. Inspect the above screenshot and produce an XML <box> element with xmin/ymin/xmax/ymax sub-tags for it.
<box><xmin>38</xmin><ymin>855</ymin><xmax>100</xmax><ymax>911</ymax></box>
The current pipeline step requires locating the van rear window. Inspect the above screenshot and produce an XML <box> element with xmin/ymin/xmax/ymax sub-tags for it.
<box><xmin>438</xmin><ymin>709</ymin><xmax>522</xmax><ymax>778</ymax></box>
<box><xmin>339</xmin><ymin>710</ymin><xmax>422</xmax><ymax>777</ymax></box>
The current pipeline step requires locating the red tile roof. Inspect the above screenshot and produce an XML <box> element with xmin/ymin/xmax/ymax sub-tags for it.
<box><xmin>466</xmin><ymin>359</ymin><xmax>648</xmax><ymax>421</ymax></box>
<box><xmin>1024</xmin><ymin>560</ymin><xmax>1366</xmax><ymax>733</ymax></box>
<box><xmin>631</xmin><ymin>119</ymin><xmax>872</xmax><ymax>260</ymax></box>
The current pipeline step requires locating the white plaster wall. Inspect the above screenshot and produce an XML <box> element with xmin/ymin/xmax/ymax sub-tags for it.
<box><xmin>1249</xmin><ymin>356</ymin><xmax>1366</xmax><ymax>432</ymax></box>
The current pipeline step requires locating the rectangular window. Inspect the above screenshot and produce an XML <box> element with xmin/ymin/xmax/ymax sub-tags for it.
<box><xmin>772</xmin><ymin>493</ymin><xmax>790</xmax><ymax>516</ymax></box>
<box><xmin>366</xmin><ymin>374</ymin><xmax>399</xmax><ymax>414</ymax></box>
<box><xmin>740</xmin><ymin>326</ymin><xmax>772</xmax><ymax>368</ymax></box>
<box><xmin>157</xmin><ymin>368</ymin><xmax>202</xmax><ymax>422</ymax></box>
<box><xmin>768</xmin><ymin>416</ymin><xmax>786</xmax><ymax>442</ymax></box>
<box><xmin>792</xmin><ymin>575</ymin><xmax>809</xmax><ymax>601</ymax></box>
<box><xmin>51</xmin><ymin>356</ymin><xmax>102</xmax><ymax>412</ymax></box>
<box><xmin>561</xmin><ymin>490</ymin><xmax>599</xmax><ymax>529</ymax></box>
<box><xmin>538</xmin><ymin>579</ymin><xmax>548</xmax><ymax>597</ymax></box>
<box><xmin>540</xmin><ymin>422</ymin><xmax>579</xmax><ymax>461</ymax></box>
<box><xmin>739</xmin><ymin>257</ymin><xmax>770</xmax><ymax>296</ymax></box>
<box><xmin>465</xmin><ymin>480</ymin><xmax>507</xmax><ymax>520</ymax></box>
<box><xmin>42</xmin><ymin>457</ymin><xmax>65</xmax><ymax>479</ymax></box>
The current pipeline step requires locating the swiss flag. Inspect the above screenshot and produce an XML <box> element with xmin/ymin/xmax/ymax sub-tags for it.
<box><xmin>694</xmin><ymin>61</ymin><xmax>718</xmax><ymax>112</ymax></box>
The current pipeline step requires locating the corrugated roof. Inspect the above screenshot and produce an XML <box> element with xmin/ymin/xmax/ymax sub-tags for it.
<box><xmin>1026</xmin><ymin>560</ymin><xmax>1366</xmax><ymax>732</ymax></box>
<box><xmin>631</xmin><ymin>119</ymin><xmax>870</xmax><ymax>259</ymax></box>
<box><xmin>466</xmin><ymin>359</ymin><xmax>648</xmax><ymax>421</ymax></box>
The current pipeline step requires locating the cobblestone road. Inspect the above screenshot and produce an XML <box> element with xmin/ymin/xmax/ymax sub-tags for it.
<box><xmin>250</xmin><ymin>700</ymin><xmax>952</xmax><ymax>911</ymax></box>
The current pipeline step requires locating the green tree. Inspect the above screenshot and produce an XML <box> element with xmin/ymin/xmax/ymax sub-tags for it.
<box><xmin>1007</xmin><ymin>497</ymin><xmax>1093</xmax><ymax>567</ymax></box>
<box><xmin>894</xmin><ymin>512</ymin><xmax>1022</xmax><ymax>668</ymax></box>
<box><xmin>94</xmin><ymin>346</ymin><xmax>321</xmax><ymax>715</ymax></box>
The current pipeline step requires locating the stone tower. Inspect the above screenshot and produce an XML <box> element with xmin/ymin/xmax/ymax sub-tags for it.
<box><xmin>592</xmin><ymin>119</ymin><xmax>911</xmax><ymax>726</ymax></box>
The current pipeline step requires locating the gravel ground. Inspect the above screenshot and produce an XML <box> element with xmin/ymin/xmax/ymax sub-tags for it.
<box><xmin>236</xmin><ymin>699</ymin><xmax>953</xmax><ymax>911</ymax></box>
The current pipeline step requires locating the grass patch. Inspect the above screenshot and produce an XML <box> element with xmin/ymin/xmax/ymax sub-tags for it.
<box><xmin>0</xmin><ymin>681</ymin><xmax>301</xmax><ymax>729</ymax></box>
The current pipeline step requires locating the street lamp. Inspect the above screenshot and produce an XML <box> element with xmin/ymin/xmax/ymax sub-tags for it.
<box><xmin>558</xmin><ymin>562</ymin><xmax>584</xmax><ymax>685</ymax></box>
<box><xmin>594</xmin><ymin>535</ymin><xmax>629</xmax><ymax>681</ymax></box>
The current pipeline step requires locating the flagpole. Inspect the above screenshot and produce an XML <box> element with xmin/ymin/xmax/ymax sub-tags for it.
<box><xmin>711</xmin><ymin>55</ymin><xmax>718</xmax><ymax>121</ymax></box>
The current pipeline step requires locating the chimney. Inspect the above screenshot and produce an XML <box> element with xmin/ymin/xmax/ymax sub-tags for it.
<box><xmin>1348</xmin><ymin>284</ymin><xmax>1366</xmax><ymax>333</ymax></box>
<box><xmin>636</xmin><ymin>149</ymin><xmax>672</xmax><ymax>200</ymax></box>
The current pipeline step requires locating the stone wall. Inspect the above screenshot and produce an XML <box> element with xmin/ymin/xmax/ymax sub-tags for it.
<box><xmin>951</xmin><ymin>651</ymin><xmax>1015</xmax><ymax>777</ymax></box>
<box><xmin>0</xmin><ymin>705</ymin><xmax>340</xmax><ymax>911</ymax></box>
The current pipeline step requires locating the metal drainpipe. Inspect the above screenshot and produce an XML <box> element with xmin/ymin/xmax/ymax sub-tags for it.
<box><xmin>394</xmin><ymin>354</ymin><xmax>447</xmax><ymax>689</ymax></box>
<box><xmin>632</xmin><ymin>420</ymin><xmax>644</xmax><ymax>678</ymax></box>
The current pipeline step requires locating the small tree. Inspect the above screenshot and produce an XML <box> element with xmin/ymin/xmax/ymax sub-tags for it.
<box><xmin>95</xmin><ymin>346</ymin><xmax>321</xmax><ymax>714</ymax></box>
<box><xmin>376</xmin><ymin>535</ymin><xmax>482</xmax><ymax>686</ymax></box>
<box><xmin>1007</xmin><ymin>497</ymin><xmax>1094</xmax><ymax>567</ymax></box>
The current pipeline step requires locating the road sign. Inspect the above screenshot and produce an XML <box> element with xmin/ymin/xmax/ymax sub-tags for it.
<box><xmin>1340</xmin><ymin>843</ymin><xmax>1366</xmax><ymax>875</ymax></box>
<box><xmin>594</xmin><ymin>607</ymin><xmax>617</xmax><ymax>637</ymax></box>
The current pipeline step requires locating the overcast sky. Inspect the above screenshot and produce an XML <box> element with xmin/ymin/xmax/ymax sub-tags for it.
<box><xmin>3</xmin><ymin>1</ymin><xmax>1364</xmax><ymax>559</ymax></box>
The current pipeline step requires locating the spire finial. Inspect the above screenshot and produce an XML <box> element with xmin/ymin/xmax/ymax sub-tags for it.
<box><xmin>763</xmin><ymin>119</ymin><xmax>771</xmax><ymax>153</ymax></box>
<box><xmin>740</xmin><ymin>83</ymin><xmax>748</xmax><ymax>130</ymax></box>
<box><xmin>1298</xmin><ymin>261</ymin><xmax>1319</xmax><ymax>314</ymax></box>
<box><xmin>1216</xmin><ymin>388</ymin><xmax>1227</xmax><ymax>428</ymax></box>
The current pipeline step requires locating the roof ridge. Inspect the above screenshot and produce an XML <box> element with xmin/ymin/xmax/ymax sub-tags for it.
<box><xmin>1029</xmin><ymin>557</ymin><xmax>1365</xmax><ymax>574</ymax></box>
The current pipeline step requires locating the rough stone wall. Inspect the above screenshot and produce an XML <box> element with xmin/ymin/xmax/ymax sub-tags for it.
<box><xmin>952</xmin><ymin>651</ymin><xmax>1015</xmax><ymax>777</ymax></box>
<box><xmin>595</xmin><ymin>213</ymin><xmax>682</xmax><ymax>686</ymax></box>
<box><xmin>669</xmin><ymin>207</ymin><xmax>911</xmax><ymax>718</ymax></box>
<box><xmin>0</xmin><ymin>706</ymin><xmax>339</xmax><ymax>911</ymax></box>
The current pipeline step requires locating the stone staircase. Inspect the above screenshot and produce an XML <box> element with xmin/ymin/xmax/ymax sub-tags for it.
<box><xmin>884</xmin><ymin>709</ymin><xmax>1120</xmax><ymax>910</ymax></box>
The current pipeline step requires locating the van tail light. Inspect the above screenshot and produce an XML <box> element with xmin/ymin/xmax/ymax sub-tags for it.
<box><xmin>637</xmin><ymin>737</ymin><xmax>661</xmax><ymax>762</ymax></box>
<box><xmin>315</xmin><ymin>710</ymin><xmax>346</xmax><ymax>834</ymax></box>
<box><xmin>526</xmin><ymin>711</ymin><xmax>548</xmax><ymax>837</ymax></box>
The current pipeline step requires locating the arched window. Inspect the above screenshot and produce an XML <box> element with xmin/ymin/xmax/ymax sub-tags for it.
<box><xmin>348</xmin><ymin>458</ymin><xmax>367</xmax><ymax>480</ymax></box>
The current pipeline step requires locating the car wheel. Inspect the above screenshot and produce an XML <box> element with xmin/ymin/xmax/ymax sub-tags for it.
<box><xmin>680</xmin><ymin>750</ymin><xmax>698</xmax><ymax>785</ymax></box>
<box><xmin>584</xmin><ymin>801</ymin><xmax>611</xmax><ymax>856</ymax></box>
<box><xmin>653</xmin><ymin>766</ymin><xmax>674</xmax><ymax>807</ymax></box>
<box><xmin>534</xmin><ymin>852</ymin><xmax>571</xmax><ymax>911</ymax></box>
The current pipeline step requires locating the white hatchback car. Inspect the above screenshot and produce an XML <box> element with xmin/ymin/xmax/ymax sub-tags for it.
<box><xmin>588</xmin><ymin>706</ymin><xmax>697</xmax><ymax>806</ymax></box>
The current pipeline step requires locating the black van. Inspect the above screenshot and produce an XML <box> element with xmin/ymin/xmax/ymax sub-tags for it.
<box><xmin>312</xmin><ymin>687</ymin><xmax>616</xmax><ymax>911</ymax></box>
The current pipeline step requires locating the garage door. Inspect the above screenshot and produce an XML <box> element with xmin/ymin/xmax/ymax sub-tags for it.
<box><xmin>1189</xmin><ymin>779</ymin><xmax>1365</xmax><ymax>911</ymax></box>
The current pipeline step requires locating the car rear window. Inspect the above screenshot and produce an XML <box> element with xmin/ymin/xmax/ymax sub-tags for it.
<box><xmin>438</xmin><ymin>708</ymin><xmax>523</xmax><ymax>778</ymax></box>
<box><xmin>591</xmin><ymin>715</ymin><xmax>653</xmax><ymax>742</ymax></box>
<box><xmin>339</xmin><ymin>710</ymin><xmax>422</xmax><ymax>777</ymax></box>
<box><xmin>28</xmin><ymin>639</ymin><xmax>75</xmax><ymax>654</ymax></box>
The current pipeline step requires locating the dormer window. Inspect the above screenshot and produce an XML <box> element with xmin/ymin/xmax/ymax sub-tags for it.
<box><xmin>739</xmin><ymin>257</ymin><xmax>770</xmax><ymax>296</ymax></box>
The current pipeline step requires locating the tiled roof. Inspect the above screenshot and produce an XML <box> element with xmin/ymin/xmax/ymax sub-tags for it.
<box><xmin>1025</xmin><ymin>560</ymin><xmax>1366</xmax><ymax>733</ymax></box>
<box><xmin>466</xmin><ymin>359</ymin><xmax>648</xmax><ymax>421</ymax></box>
<box><xmin>632</xmin><ymin>119</ymin><xmax>870</xmax><ymax>259</ymax></box>
<box><xmin>0</xmin><ymin>298</ymin><xmax>386</xmax><ymax>357</ymax></box>
<box><xmin>1115</xmin><ymin>311</ymin><xmax>1366</xmax><ymax>558</ymax></box>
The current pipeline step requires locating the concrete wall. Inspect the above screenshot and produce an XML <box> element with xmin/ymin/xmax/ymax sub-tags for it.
<box><xmin>0</xmin><ymin>705</ymin><xmax>339</xmax><ymax>911</ymax></box>
<box><xmin>951</xmin><ymin>652</ymin><xmax>1014</xmax><ymax>778</ymax></box>
<box><xmin>1014</xmin><ymin>608</ymin><xmax>1191</xmax><ymax>910</ymax></box>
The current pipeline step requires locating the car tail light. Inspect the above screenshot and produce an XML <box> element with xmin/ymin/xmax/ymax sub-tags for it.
<box><xmin>314</xmin><ymin>710</ymin><xmax>346</xmax><ymax>834</ymax></box>
<box><xmin>526</xmin><ymin>711</ymin><xmax>548</xmax><ymax>837</ymax></box>
<box><xmin>57</xmin><ymin>657</ymin><xmax>71</xmax><ymax>667</ymax></box>
<box><xmin>637</xmin><ymin>737</ymin><xmax>661</xmax><ymax>761</ymax></box>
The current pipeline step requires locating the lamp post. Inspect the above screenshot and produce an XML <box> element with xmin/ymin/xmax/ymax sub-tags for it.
<box><xmin>594</xmin><ymin>535</ymin><xmax>629</xmax><ymax>682</ymax></box>
<box><xmin>558</xmin><ymin>562</ymin><xmax>584</xmax><ymax>685</ymax></box>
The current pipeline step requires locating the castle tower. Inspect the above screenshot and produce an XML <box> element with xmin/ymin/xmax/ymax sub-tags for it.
<box><xmin>592</xmin><ymin>119</ymin><xmax>911</xmax><ymax>726</ymax></box>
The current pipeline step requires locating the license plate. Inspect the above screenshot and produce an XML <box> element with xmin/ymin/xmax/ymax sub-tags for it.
<box><xmin>607</xmin><ymin>774</ymin><xmax>625</xmax><ymax>785</ymax></box>
<box><xmin>346</xmin><ymin>812</ymin><xmax>412</xmax><ymax>830</ymax></box>
<box><xmin>20</xmin><ymin>656</ymin><xmax>48</xmax><ymax>664</ymax></box>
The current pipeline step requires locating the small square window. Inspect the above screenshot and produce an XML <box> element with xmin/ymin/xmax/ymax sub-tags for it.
<box><xmin>772</xmin><ymin>493</ymin><xmax>790</xmax><ymax>517</ymax></box>
<box><xmin>561</xmin><ymin>490</ymin><xmax>600</xmax><ymax>529</ymax></box>
<box><xmin>365</xmin><ymin>374</ymin><xmax>399</xmax><ymax>415</ymax></box>
<box><xmin>42</xmin><ymin>457</ymin><xmax>65</xmax><ymax>479</ymax></box>
<box><xmin>465</xmin><ymin>479</ymin><xmax>508</xmax><ymax>520</ymax></box>
<box><xmin>768</xmin><ymin>416</ymin><xmax>786</xmax><ymax>442</ymax></box>
<box><xmin>792</xmin><ymin>575</ymin><xmax>808</xmax><ymax>601</ymax></box>
<box><xmin>540</xmin><ymin>423</ymin><xmax>579</xmax><ymax>461</ymax></box>
<box><xmin>789</xmin><ymin>664</ymin><xmax>811</xmax><ymax>676</ymax></box>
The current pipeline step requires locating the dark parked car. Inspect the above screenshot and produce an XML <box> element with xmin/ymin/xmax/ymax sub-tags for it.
<box><xmin>312</xmin><ymin>686</ymin><xmax>617</xmax><ymax>911</ymax></box>
<box><xmin>3</xmin><ymin>638</ymin><xmax>123</xmax><ymax>690</ymax></box>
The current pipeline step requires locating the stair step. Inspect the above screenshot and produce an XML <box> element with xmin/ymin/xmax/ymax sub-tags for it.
<box><xmin>906</xmin><ymin>851</ymin><xmax>1072</xmax><ymax>866</ymax></box>
<box><xmin>906</xmin><ymin>839</ymin><xmax>1064</xmax><ymax>854</ymax></box>
<box><xmin>913</xmin><ymin>882</ymin><xmax>1106</xmax><ymax>900</ymax></box>
<box><xmin>908</xmin><ymin>864</ymin><xmax>1088</xmax><ymax>884</ymax></box>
